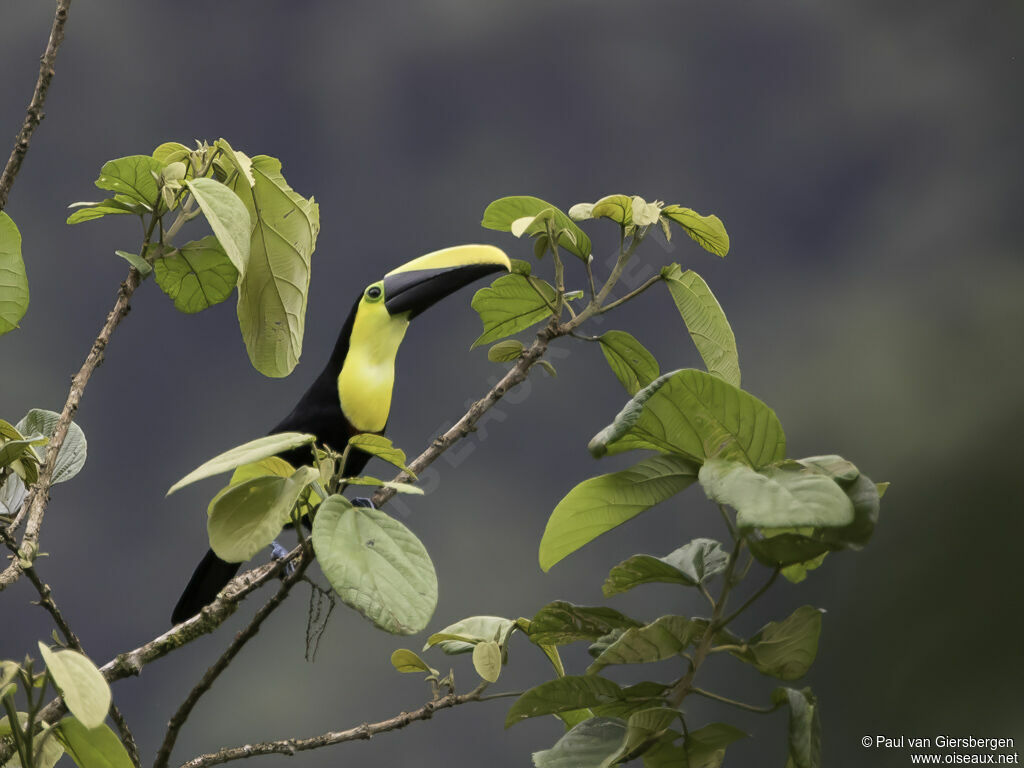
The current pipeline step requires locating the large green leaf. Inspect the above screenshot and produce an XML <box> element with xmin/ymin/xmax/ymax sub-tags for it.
<box><xmin>597</xmin><ymin>331</ymin><xmax>660</xmax><ymax>395</ymax></box>
<box><xmin>603</xmin><ymin>538</ymin><xmax>729</xmax><ymax>596</ymax></box>
<box><xmin>482</xmin><ymin>196</ymin><xmax>591</xmax><ymax>260</ymax></box>
<box><xmin>588</xmin><ymin>369</ymin><xmax>785</xmax><ymax>468</ymax></box>
<box><xmin>470</xmin><ymin>273</ymin><xmax>556</xmax><ymax>348</ymax></box>
<box><xmin>772</xmin><ymin>687</ymin><xmax>821</xmax><ymax>768</ymax></box>
<box><xmin>532</xmin><ymin>718</ymin><xmax>627</xmax><ymax>768</ymax></box>
<box><xmin>312</xmin><ymin>494</ymin><xmax>437</xmax><ymax>635</ymax></box>
<box><xmin>185</xmin><ymin>178</ymin><xmax>251</xmax><ymax>277</ymax></box>
<box><xmin>154</xmin><ymin>236</ymin><xmax>238</xmax><ymax>314</ymax></box>
<box><xmin>225</xmin><ymin>154</ymin><xmax>319</xmax><ymax>378</ymax></box>
<box><xmin>587</xmin><ymin>615</ymin><xmax>704</xmax><ymax>674</ymax></box>
<box><xmin>819</xmin><ymin>471</ymin><xmax>880</xmax><ymax>550</ymax></box>
<box><xmin>56</xmin><ymin>719</ymin><xmax>134</xmax><ymax>768</ymax></box>
<box><xmin>528</xmin><ymin>602</ymin><xmax>642</xmax><ymax>647</ymax></box>
<box><xmin>731</xmin><ymin>606</ymin><xmax>823</xmax><ymax>681</ymax></box>
<box><xmin>348</xmin><ymin>434</ymin><xmax>415</xmax><ymax>477</ymax></box>
<box><xmin>540</xmin><ymin>454</ymin><xmax>699</xmax><ymax>571</ymax></box>
<box><xmin>662</xmin><ymin>265</ymin><xmax>739</xmax><ymax>387</ymax></box>
<box><xmin>94</xmin><ymin>156</ymin><xmax>163</xmax><ymax>209</ymax></box>
<box><xmin>206</xmin><ymin>466</ymin><xmax>318</xmax><ymax>562</ymax></box>
<box><xmin>506</xmin><ymin>676</ymin><xmax>625</xmax><ymax>727</ymax></box>
<box><xmin>37</xmin><ymin>644</ymin><xmax>110</xmax><ymax>730</ymax></box>
<box><xmin>612</xmin><ymin>708</ymin><xmax>678</xmax><ymax>764</ymax></box>
<box><xmin>0</xmin><ymin>213</ymin><xmax>29</xmax><ymax>336</ymax></box>
<box><xmin>66</xmin><ymin>197</ymin><xmax>145</xmax><ymax>225</ymax></box>
<box><xmin>699</xmin><ymin>458</ymin><xmax>854</xmax><ymax>529</ymax></box>
<box><xmin>16</xmin><ymin>409</ymin><xmax>87</xmax><ymax>485</ymax></box>
<box><xmin>167</xmin><ymin>432</ymin><xmax>316</xmax><ymax>495</ymax></box>
<box><xmin>423</xmin><ymin>616</ymin><xmax>517</xmax><ymax>654</ymax></box>
<box><xmin>660</xmin><ymin>205</ymin><xmax>729</xmax><ymax>257</ymax></box>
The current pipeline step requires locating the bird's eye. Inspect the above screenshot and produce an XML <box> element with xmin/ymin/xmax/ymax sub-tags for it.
<box><xmin>365</xmin><ymin>285</ymin><xmax>382</xmax><ymax>300</ymax></box>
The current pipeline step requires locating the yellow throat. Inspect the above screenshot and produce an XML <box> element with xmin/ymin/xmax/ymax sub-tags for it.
<box><xmin>337</xmin><ymin>299</ymin><xmax>409</xmax><ymax>433</ymax></box>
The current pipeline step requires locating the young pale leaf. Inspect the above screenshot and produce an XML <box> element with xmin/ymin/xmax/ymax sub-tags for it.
<box><xmin>699</xmin><ymin>458</ymin><xmax>854</xmax><ymax>529</ymax></box>
<box><xmin>342</xmin><ymin>476</ymin><xmax>424</xmax><ymax>495</ymax></box>
<box><xmin>214</xmin><ymin>138</ymin><xmax>255</xmax><ymax>187</ymax></box>
<box><xmin>482</xmin><ymin>196</ymin><xmax>591</xmax><ymax>260</ymax></box>
<box><xmin>472</xmin><ymin>640</ymin><xmax>502</xmax><ymax>683</ymax></box>
<box><xmin>532</xmin><ymin>717</ymin><xmax>627</xmax><ymax>768</ymax></box>
<box><xmin>152</xmin><ymin>141</ymin><xmax>191</xmax><ymax>167</ymax></box>
<box><xmin>348</xmin><ymin>434</ymin><xmax>415</xmax><ymax>478</ymax></box>
<box><xmin>225</xmin><ymin>154</ymin><xmax>318</xmax><ymax>378</ymax></box>
<box><xmin>2</xmin><ymin>715</ymin><xmax>65</xmax><ymax>768</ymax></box>
<box><xmin>37</xmin><ymin>644</ymin><xmax>110</xmax><ymax>730</ymax></box>
<box><xmin>527</xmin><ymin>602</ymin><xmax>641</xmax><ymax>647</ymax></box>
<box><xmin>16</xmin><ymin>409</ymin><xmax>87</xmax><ymax>485</ymax></box>
<box><xmin>167</xmin><ymin>432</ymin><xmax>316</xmax><ymax>495</ymax></box>
<box><xmin>153</xmin><ymin>237</ymin><xmax>238</xmax><ymax>314</ymax></box>
<box><xmin>731</xmin><ymin>607</ymin><xmax>823</xmax><ymax>680</ymax></box>
<box><xmin>185</xmin><ymin>178</ymin><xmax>251</xmax><ymax>277</ymax></box>
<box><xmin>661</xmin><ymin>265</ymin><xmax>740</xmax><ymax>387</ymax></box>
<box><xmin>540</xmin><ymin>454</ymin><xmax>698</xmax><ymax>571</ymax></box>
<box><xmin>772</xmin><ymin>687</ymin><xmax>821</xmax><ymax>768</ymax></box>
<box><xmin>390</xmin><ymin>649</ymin><xmax>437</xmax><ymax>675</ymax></box>
<box><xmin>312</xmin><ymin>495</ymin><xmax>437</xmax><ymax>635</ymax></box>
<box><xmin>660</xmin><ymin>205</ymin><xmax>729</xmax><ymax>257</ymax></box>
<box><xmin>603</xmin><ymin>538</ymin><xmax>729</xmax><ymax>596</ymax></box>
<box><xmin>56</xmin><ymin>718</ymin><xmax>135</xmax><ymax>768</ymax></box>
<box><xmin>597</xmin><ymin>331</ymin><xmax>660</xmax><ymax>395</ymax></box>
<box><xmin>0</xmin><ymin>474</ymin><xmax>26</xmax><ymax>517</ymax></box>
<box><xmin>424</xmin><ymin>616</ymin><xmax>517</xmax><ymax>654</ymax></box>
<box><xmin>206</xmin><ymin>467</ymin><xmax>318</xmax><ymax>562</ymax></box>
<box><xmin>587</xmin><ymin>615</ymin><xmax>704</xmax><ymax>674</ymax></box>
<box><xmin>0</xmin><ymin>213</ymin><xmax>29</xmax><ymax>336</ymax></box>
<box><xmin>94</xmin><ymin>155</ymin><xmax>163</xmax><ymax>208</ymax></box>
<box><xmin>506</xmin><ymin>676</ymin><xmax>625</xmax><ymax>727</ymax></box>
<box><xmin>470</xmin><ymin>273</ymin><xmax>557</xmax><ymax>348</ymax></box>
<box><xmin>487</xmin><ymin>339</ymin><xmax>525</xmax><ymax>362</ymax></box>
<box><xmin>66</xmin><ymin>198</ymin><xmax>143</xmax><ymax>225</ymax></box>
<box><xmin>113</xmin><ymin>250</ymin><xmax>152</xmax><ymax>277</ymax></box>
<box><xmin>588</xmin><ymin>369</ymin><xmax>785</xmax><ymax>468</ymax></box>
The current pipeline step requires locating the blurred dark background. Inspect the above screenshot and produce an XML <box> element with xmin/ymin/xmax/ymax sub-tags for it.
<box><xmin>2</xmin><ymin>2</ymin><xmax>1022</xmax><ymax>766</ymax></box>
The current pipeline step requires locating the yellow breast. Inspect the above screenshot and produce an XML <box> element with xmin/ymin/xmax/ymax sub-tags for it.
<box><xmin>337</xmin><ymin>301</ymin><xmax>409</xmax><ymax>433</ymax></box>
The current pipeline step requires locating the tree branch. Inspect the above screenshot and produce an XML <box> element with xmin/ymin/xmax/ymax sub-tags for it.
<box><xmin>0</xmin><ymin>0</ymin><xmax>74</xmax><ymax>211</ymax></box>
<box><xmin>175</xmin><ymin>683</ymin><xmax>500</xmax><ymax>768</ymax></box>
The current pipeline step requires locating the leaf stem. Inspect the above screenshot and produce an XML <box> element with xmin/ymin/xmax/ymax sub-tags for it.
<box><xmin>718</xmin><ymin>567</ymin><xmax>780</xmax><ymax>630</ymax></box>
<box><xmin>690</xmin><ymin>686</ymin><xmax>778</xmax><ymax>714</ymax></box>
<box><xmin>597</xmin><ymin>274</ymin><xmax>662</xmax><ymax>315</ymax></box>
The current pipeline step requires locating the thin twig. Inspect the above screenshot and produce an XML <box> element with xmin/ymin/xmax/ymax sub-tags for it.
<box><xmin>690</xmin><ymin>686</ymin><xmax>778</xmax><ymax>714</ymax></box>
<box><xmin>153</xmin><ymin>545</ymin><xmax>314</xmax><ymax>768</ymax></box>
<box><xmin>718</xmin><ymin>567</ymin><xmax>780</xmax><ymax>630</ymax></box>
<box><xmin>175</xmin><ymin>683</ymin><xmax>502</xmax><ymax>768</ymax></box>
<box><xmin>598</xmin><ymin>274</ymin><xmax>663</xmax><ymax>314</ymax></box>
<box><xmin>0</xmin><ymin>0</ymin><xmax>74</xmax><ymax>211</ymax></box>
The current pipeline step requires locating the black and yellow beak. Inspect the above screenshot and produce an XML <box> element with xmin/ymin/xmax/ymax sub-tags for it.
<box><xmin>383</xmin><ymin>244</ymin><xmax>510</xmax><ymax>319</ymax></box>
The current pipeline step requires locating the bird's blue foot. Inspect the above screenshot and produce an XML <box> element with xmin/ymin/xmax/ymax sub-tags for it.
<box><xmin>270</xmin><ymin>539</ymin><xmax>297</xmax><ymax>576</ymax></box>
<box><xmin>352</xmin><ymin>497</ymin><xmax>376</xmax><ymax>509</ymax></box>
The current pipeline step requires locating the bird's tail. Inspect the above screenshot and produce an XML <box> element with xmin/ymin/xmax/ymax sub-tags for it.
<box><xmin>171</xmin><ymin>549</ymin><xmax>241</xmax><ymax>625</ymax></box>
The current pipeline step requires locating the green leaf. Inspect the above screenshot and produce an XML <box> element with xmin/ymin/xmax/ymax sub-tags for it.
<box><xmin>747</xmin><ymin>531</ymin><xmax>832</xmax><ymax>569</ymax></box>
<box><xmin>528</xmin><ymin>602</ymin><xmax>642</xmax><ymax>647</ymax></box>
<box><xmin>661</xmin><ymin>265</ymin><xmax>740</xmax><ymax>387</ymax></box>
<box><xmin>532</xmin><ymin>718</ymin><xmax>627</xmax><ymax>768</ymax></box>
<box><xmin>661</xmin><ymin>205</ymin><xmax>729</xmax><ymax>257</ymax></box>
<box><xmin>152</xmin><ymin>141</ymin><xmax>191</xmax><ymax>167</ymax></box>
<box><xmin>588</xmin><ymin>369</ymin><xmax>785</xmax><ymax>467</ymax></box>
<box><xmin>472</xmin><ymin>640</ymin><xmax>502</xmax><ymax>682</ymax></box>
<box><xmin>506</xmin><ymin>676</ymin><xmax>624</xmax><ymax>727</ymax></box>
<box><xmin>153</xmin><ymin>237</ymin><xmax>238</xmax><ymax>313</ymax></box>
<box><xmin>66</xmin><ymin>198</ymin><xmax>144</xmax><ymax>225</ymax></box>
<box><xmin>341</xmin><ymin>476</ymin><xmax>424</xmax><ymax>495</ymax></box>
<box><xmin>670</xmin><ymin>723</ymin><xmax>749</xmax><ymax>768</ymax></box>
<box><xmin>487</xmin><ymin>339</ymin><xmax>524</xmax><ymax>362</ymax></box>
<box><xmin>0</xmin><ymin>213</ymin><xmax>29</xmax><ymax>336</ymax></box>
<box><xmin>772</xmin><ymin>687</ymin><xmax>821</xmax><ymax>768</ymax></box>
<box><xmin>597</xmin><ymin>331</ymin><xmax>660</xmax><ymax>395</ymax></box>
<box><xmin>214</xmin><ymin>138</ymin><xmax>255</xmax><ymax>187</ymax></box>
<box><xmin>94</xmin><ymin>156</ymin><xmax>163</xmax><ymax>209</ymax></box>
<box><xmin>390</xmin><ymin>649</ymin><xmax>437</xmax><ymax>675</ymax></box>
<box><xmin>482</xmin><ymin>196</ymin><xmax>591</xmax><ymax>260</ymax></box>
<box><xmin>603</xmin><ymin>538</ymin><xmax>729</xmax><ymax>596</ymax></box>
<box><xmin>0</xmin><ymin>716</ymin><xmax>64</xmax><ymax>768</ymax></box>
<box><xmin>56</xmin><ymin>718</ymin><xmax>134</xmax><ymax>768</ymax></box>
<box><xmin>113</xmin><ymin>250</ymin><xmax>151</xmax><ymax>277</ymax></box>
<box><xmin>470</xmin><ymin>273</ymin><xmax>556</xmax><ymax>348</ymax></box>
<box><xmin>225</xmin><ymin>154</ymin><xmax>319</xmax><ymax>378</ymax></box>
<box><xmin>731</xmin><ymin>606</ymin><xmax>823</xmax><ymax>680</ymax></box>
<box><xmin>613</xmin><ymin>708</ymin><xmax>678</xmax><ymax>763</ymax></box>
<box><xmin>424</xmin><ymin>616</ymin><xmax>517</xmax><ymax>654</ymax></box>
<box><xmin>699</xmin><ymin>458</ymin><xmax>854</xmax><ymax>529</ymax></box>
<box><xmin>37</xmin><ymin>644</ymin><xmax>110</xmax><ymax>730</ymax></box>
<box><xmin>312</xmin><ymin>494</ymin><xmax>437</xmax><ymax>635</ymax></box>
<box><xmin>587</xmin><ymin>615</ymin><xmax>704</xmax><ymax>674</ymax></box>
<box><xmin>167</xmin><ymin>432</ymin><xmax>316</xmax><ymax>495</ymax></box>
<box><xmin>589</xmin><ymin>195</ymin><xmax>634</xmax><ymax>225</ymax></box>
<box><xmin>15</xmin><ymin>409</ymin><xmax>87</xmax><ymax>485</ymax></box>
<box><xmin>206</xmin><ymin>466</ymin><xmax>318</xmax><ymax>562</ymax></box>
<box><xmin>185</xmin><ymin>178</ymin><xmax>251</xmax><ymax>277</ymax></box>
<box><xmin>540</xmin><ymin>454</ymin><xmax>699</xmax><ymax>571</ymax></box>
<box><xmin>819</xmin><ymin>472</ymin><xmax>881</xmax><ymax>550</ymax></box>
<box><xmin>348</xmin><ymin>434</ymin><xmax>416</xmax><ymax>478</ymax></box>
<box><xmin>537</xmin><ymin>359</ymin><xmax>557</xmax><ymax>377</ymax></box>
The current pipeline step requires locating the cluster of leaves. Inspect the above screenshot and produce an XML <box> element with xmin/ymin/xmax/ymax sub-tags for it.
<box><xmin>65</xmin><ymin>139</ymin><xmax>319</xmax><ymax>377</ymax></box>
<box><xmin>391</xmin><ymin>194</ymin><xmax>884</xmax><ymax>767</ymax></box>
<box><xmin>1</xmin><ymin>644</ymin><xmax>130</xmax><ymax>768</ymax></box>
<box><xmin>167</xmin><ymin>431</ymin><xmax>439</xmax><ymax>635</ymax></box>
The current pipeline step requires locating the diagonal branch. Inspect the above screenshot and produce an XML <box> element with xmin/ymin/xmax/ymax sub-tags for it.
<box><xmin>0</xmin><ymin>0</ymin><xmax>74</xmax><ymax>211</ymax></box>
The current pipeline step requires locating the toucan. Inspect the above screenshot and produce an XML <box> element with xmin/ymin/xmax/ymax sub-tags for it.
<box><xmin>171</xmin><ymin>244</ymin><xmax>511</xmax><ymax>624</ymax></box>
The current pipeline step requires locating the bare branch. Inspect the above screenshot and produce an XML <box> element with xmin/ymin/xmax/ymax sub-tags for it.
<box><xmin>0</xmin><ymin>0</ymin><xmax>74</xmax><ymax>211</ymax></box>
